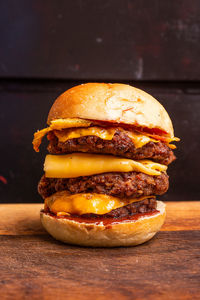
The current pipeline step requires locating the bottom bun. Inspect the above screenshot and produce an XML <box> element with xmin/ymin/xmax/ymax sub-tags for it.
<box><xmin>40</xmin><ymin>201</ymin><xmax>166</xmax><ymax>247</ymax></box>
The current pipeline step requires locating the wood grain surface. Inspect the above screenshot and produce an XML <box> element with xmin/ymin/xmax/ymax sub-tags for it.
<box><xmin>0</xmin><ymin>202</ymin><xmax>200</xmax><ymax>235</ymax></box>
<box><xmin>0</xmin><ymin>202</ymin><xmax>199</xmax><ymax>299</ymax></box>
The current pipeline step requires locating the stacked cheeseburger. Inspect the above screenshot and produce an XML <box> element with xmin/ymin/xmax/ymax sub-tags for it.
<box><xmin>33</xmin><ymin>83</ymin><xmax>179</xmax><ymax>247</ymax></box>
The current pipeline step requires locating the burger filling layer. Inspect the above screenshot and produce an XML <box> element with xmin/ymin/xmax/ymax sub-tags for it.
<box><xmin>47</xmin><ymin>129</ymin><xmax>176</xmax><ymax>165</ymax></box>
<box><xmin>44</xmin><ymin>153</ymin><xmax>167</xmax><ymax>178</ymax></box>
<box><xmin>33</xmin><ymin>119</ymin><xmax>175</xmax><ymax>220</ymax></box>
<box><xmin>38</xmin><ymin>171</ymin><xmax>169</xmax><ymax>200</ymax></box>
<box><xmin>79</xmin><ymin>197</ymin><xmax>157</xmax><ymax>219</ymax></box>
<box><xmin>44</xmin><ymin>190</ymin><xmax>156</xmax><ymax>218</ymax></box>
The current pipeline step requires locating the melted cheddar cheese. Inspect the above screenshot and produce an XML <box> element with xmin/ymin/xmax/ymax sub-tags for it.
<box><xmin>33</xmin><ymin>118</ymin><xmax>179</xmax><ymax>152</ymax></box>
<box><xmin>45</xmin><ymin>191</ymin><xmax>154</xmax><ymax>215</ymax></box>
<box><xmin>33</xmin><ymin>118</ymin><xmax>92</xmax><ymax>152</ymax></box>
<box><xmin>54</xmin><ymin>127</ymin><xmax>116</xmax><ymax>142</ymax></box>
<box><xmin>54</xmin><ymin>126</ymin><xmax>159</xmax><ymax>149</ymax></box>
<box><xmin>44</xmin><ymin>153</ymin><xmax>167</xmax><ymax>177</ymax></box>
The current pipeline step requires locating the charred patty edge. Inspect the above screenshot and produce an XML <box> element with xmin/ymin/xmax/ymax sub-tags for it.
<box><xmin>38</xmin><ymin>171</ymin><xmax>169</xmax><ymax>200</ymax></box>
<box><xmin>47</xmin><ymin>130</ymin><xmax>176</xmax><ymax>165</ymax></box>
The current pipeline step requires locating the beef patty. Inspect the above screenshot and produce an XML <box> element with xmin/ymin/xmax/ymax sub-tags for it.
<box><xmin>38</xmin><ymin>172</ymin><xmax>169</xmax><ymax>199</ymax></box>
<box><xmin>45</xmin><ymin>197</ymin><xmax>157</xmax><ymax>220</ymax></box>
<box><xmin>47</xmin><ymin>130</ymin><xmax>175</xmax><ymax>165</ymax></box>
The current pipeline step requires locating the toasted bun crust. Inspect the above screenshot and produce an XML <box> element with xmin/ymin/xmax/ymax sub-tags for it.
<box><xmin>40</xmin><ymin>201</ymin><xmax>166</xmax><ymax>247</ymax></box>
<box><xmin>47</xmin><ymin>83</ymin><xmax>174</xmax><ymax>137</ymax></box>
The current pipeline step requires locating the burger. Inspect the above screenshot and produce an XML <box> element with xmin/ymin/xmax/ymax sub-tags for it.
<box><xmin>33</xmin><ymin>83</ymin><xmax>179</xmax><ymax>247</ymax></box>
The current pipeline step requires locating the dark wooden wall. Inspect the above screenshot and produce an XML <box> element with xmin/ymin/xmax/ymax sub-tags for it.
<box><xmin>0</xmin><ymin>1</ymin><xmax>200</xmax><ymax>203</ymax></box>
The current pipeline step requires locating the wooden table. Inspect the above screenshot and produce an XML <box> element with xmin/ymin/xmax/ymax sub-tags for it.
<box><xmin>0</xmin><ymin>202</ymin><xmax>199</xmax><ymax>300</ymax></box>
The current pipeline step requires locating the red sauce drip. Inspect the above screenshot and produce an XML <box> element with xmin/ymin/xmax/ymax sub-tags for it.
<box><xmin>42</xmin><ymin>209</ymin><xmax>159</xmax><ymax>226</ymax></box>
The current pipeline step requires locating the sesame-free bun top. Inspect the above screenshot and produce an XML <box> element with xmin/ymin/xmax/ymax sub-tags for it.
<box><xmin>47</xmin><ymin>83</ymin><xmax>174</xmax><ymax>138</ymax></box>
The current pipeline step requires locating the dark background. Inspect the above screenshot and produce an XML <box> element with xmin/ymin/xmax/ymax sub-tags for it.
<box><xmin>0</xmin><ymin>0</ymin><xmax>199</xmax><ymax>203</ymax></box>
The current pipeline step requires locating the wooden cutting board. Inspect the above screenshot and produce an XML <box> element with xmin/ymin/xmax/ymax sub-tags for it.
<box><xmin>0</xmin><ymin>201</ymin><xmax>199</xmax><ymax>300</ymax></box>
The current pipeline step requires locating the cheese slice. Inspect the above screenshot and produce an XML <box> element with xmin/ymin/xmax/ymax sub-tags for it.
<box><xmin>45</xmin><ymin>191</ymin><xmax>153</xmax><ymax>215</ymax></box>
<box><xmin>33</xmin><ymin>118</ymin><xmax>179</xmax><ymax>152</ymax></box>
<box><xmin>126</xmin><ymin>131</ymin><xmax>158</xmax><ymax>148</ymax></box>
<box><xmin>44</xmin><ymin>153</ymin><xmax>167</xmax><ymax>178</ymax></box>
<box><xmin>54</xmin><ymin>127</ymin><xmax>116</xmax><ymax>142</ymax></box>
<box><xmin>54</xmin><ymin>126</ymin><xmax>159</xmax><ymax>149</ymax></box>
<box><xmin>33</xmin><ymin>125</ymin><xmax>158</xmax><ymax>152</ymax></box>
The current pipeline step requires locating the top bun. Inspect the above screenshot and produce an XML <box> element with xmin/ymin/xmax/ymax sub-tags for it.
<box><xmin>47</xmin><ymin>83</ymin><xmax>174</xmax><ymax>137</ymax></box>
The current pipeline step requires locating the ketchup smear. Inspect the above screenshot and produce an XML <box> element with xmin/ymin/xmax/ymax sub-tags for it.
<box><xmin>42</xmin><ymin>209</ymin><xmax>159</xmax><ymax>227</ymax></box>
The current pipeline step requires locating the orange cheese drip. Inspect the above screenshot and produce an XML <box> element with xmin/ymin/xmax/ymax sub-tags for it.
<box><xmin>45</xmin><ymin>191</ymin><xmax>154</xmax><ymax>215</ymax></box>
<box><xmin>33</xmin><ymin>118</ymin><xmax>179</xmax><ymax>152</ymax></box>
<box><xmin>54</xmin><ymin>126</ymin><xmax>160</xmax><ymax>149</ymax></box>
